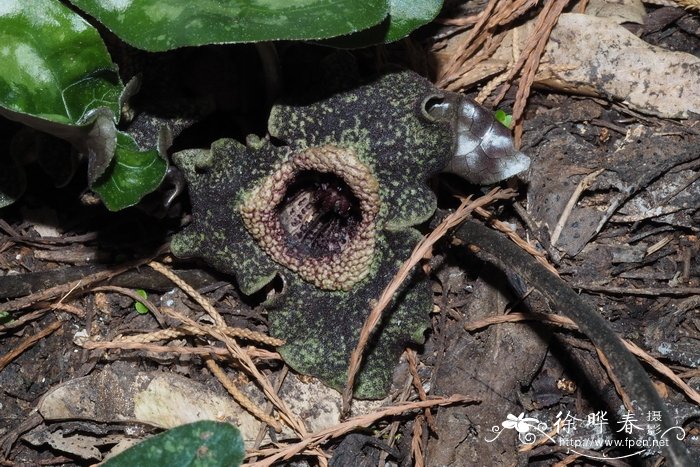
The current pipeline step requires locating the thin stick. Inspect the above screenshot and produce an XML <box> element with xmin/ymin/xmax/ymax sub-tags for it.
<box><xmin>437</xmin><ymin>0</ymin><xmax>498</xmax><ymax>85</ymax></box>
<box><xmin>0</xmin><ymin>260</ymin><xmax>149</xmax><ymax>314</ymax></box>
<box><xmin>406</xmin><ymin>349</ymin><xmax>435</xmax><ymax>429</ymax></box>
<box><xmin>463</xmin><ymin>312</ymin><xmax>700</xmax><ymax>406</ymax></box>
<box><xmin>572</xmin><ymin>285</ymin><xmax>700</xmax><ymax>296</ymax></box>
<box><xmin>205</xmin><ymin>357</ymin><xmax>281</xmax><ymax>431</ymax></box>
<box><xmin>253</xmin><ymin>367</ymin><xmax>289</xmax><ymax>452</ymax></box>
<box><xmin>91</xmin><ymin>285</ymin><xmax>166</xmax><ymax>326</ymax></box>
<box><xmin>411</xmin><ymin>415</ymin><xmax>425</xmax><ymax>467</ymax></box>
<box><xmin>115</xmin><ymin>321</ymin><xmax>283</xmax><ymax>347</ymax></box>
<box><xmin>550</xmin><ymin>168</ymin><xmax>605</xmax><ymax>246</ymax></box>
<box><xmin>0</xmin><ymin>319</ymin><xmax>63</xmax><ymax>372</ymax></box>
<box><xmin>474</xmin><ymin>206</ymin><xmax>558</xmax><ymax>275</ymax></box>
<box><xmin>147</xmin><ymin>262</ymin><xmax>312</xmax><ymax>442</ymax></box>
<box><xmin>511</xmin><ymin>0</ymin><xmax>570</xmax><ymax>145</ymax></box>
<box><xmin>79</xmin><ymin>340</ymin><xmax>280</xmax><ymax>360</ymax></box>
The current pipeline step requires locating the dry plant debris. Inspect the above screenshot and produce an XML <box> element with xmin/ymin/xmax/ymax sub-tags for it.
<box><xmin>673</xmin><ymin>0</ymin><xmax>700</xmax><ymax>10</ymax></box>
<box><xmin>436</xmin><ymin>0</ymin><xmax>700</xmax><ymax>128</ymax></box>
<box><xmin>342</xmin><ymin>187</ymin><xmax>517</xmax><ymax>411</ymax></box>
<box><xmin>244</xmin><ymin>395</ymin><xmax>476</xmax><ymax>467</ymax></box>
<box><xmin>464</xmin><ymin>312</ymin><xmax>700</xmax><ymax>405</ymax></box>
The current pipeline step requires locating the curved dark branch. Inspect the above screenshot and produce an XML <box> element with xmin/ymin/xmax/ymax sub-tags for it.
<box><xmin>454</xmin><ymin>220</ymin><xmax>691</xmax><ymax>466</ymax></box>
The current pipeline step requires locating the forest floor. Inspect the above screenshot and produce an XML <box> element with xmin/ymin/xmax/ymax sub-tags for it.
<box><xmin>1</xmin><ymin>1</ymin><xmax>699</xmax><ymax>466</ymax></box>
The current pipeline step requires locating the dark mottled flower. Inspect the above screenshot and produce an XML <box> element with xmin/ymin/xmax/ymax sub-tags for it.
<box><xmin>171</xmin><ymin>71</ymin><xmax>460</xmax><ymax>397</ymax></box>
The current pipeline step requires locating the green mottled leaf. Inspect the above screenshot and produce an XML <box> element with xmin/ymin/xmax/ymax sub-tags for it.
<box><xmin>102</xmin><ymin>421</ymin><xmax>244</xmax><ymax>467</ymax></box>
<box><xmin>68</xmin><ymin>0</ymin><xmax>390</xmax><ymax>52</ymax></box>
<box><xmin>323</xmin><ymin>0</ymin><xmax>443</xmax><ymax>47</ymax></box>
<box><xmin>0</xmin><ymin>0</ymin><xmax>139</xmax><ymax>209</ymax></box>
<box><xmin>385</xmin><ymin>0</ymin><xmax>443</xmax><ymax>41</ymax></box>
<box><xmin>0</xmin><ymin>0</ymin><xmax>122</xmax><ymax>124</ymax></box>
<box><xmin>92</xmin><ymin>131</ymin><xmax>168</xmax><ymax>211</ymax></box>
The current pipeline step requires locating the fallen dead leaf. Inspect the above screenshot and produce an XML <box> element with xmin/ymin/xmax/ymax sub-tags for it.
<box><xmin>37</xmin><ymin>361</ymin><xmax>383</xmax><ymax>449</ymax></box>
<box><xmin>537</xmin><ymin>13</ymin><xmax>700</xmax><ymax>118</ymax></box>
<box><xmin>438</xmin><ymin>8</ymin><xmax>700</xmax><ymax>118</ymax></box>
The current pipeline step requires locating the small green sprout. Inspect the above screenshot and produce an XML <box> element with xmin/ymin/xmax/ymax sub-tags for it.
<box><xmin>0</xmin><ymin>311</ymin><xmax>12</xmax><ymax>325</ymax></box>
<box><xmin>134</xmin><ymin>289</ymin><xmax>149</xmax><ymax>314</ymax></box>
<box><xmin>495</xmin><ymin>109</ymin><xmax>513</xmax><ymax>128</ymax></box>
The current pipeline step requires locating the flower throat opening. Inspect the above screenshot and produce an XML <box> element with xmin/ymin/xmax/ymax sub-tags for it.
<box><xmin>277</xmin><ymin>170</ymin><xmax>362</xmax><ymax>256</ymax></box>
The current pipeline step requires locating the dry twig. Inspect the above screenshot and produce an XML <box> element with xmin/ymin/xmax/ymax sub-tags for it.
<box><xmin>473</xmin><ymin>206</ymin><xmax>558</xmax><ymax>275</ymax></box>
<box><xmin>147</xmin><ymin>263</ymin><xmax>303</xmax><ymax>429</ymax></box>
<box><xmin>0</xmin><ymin>259</ymin><xmax>149</xmax><ymax>314</ymax></box>
<box><xmin>572</xmin><ymin>285</ymin><xmax>700</xmax><ymax>296</ymax></box>
<box><xmin>244</xmin><ymin>395</ymin><xmax>476</xmax><ymax>467</ymax></box>
<box><xmin>146</xmin><ymin>262</ymin><xmax>328</xmax><ymax>463</ymax></box>
<box><xmin>342</xmin><ymin>188</ymin><xmax>517</xmax><ymax>413</ymax></box>
<box><xmin>411</xmin><ymin>415</ymin><xmax>425</xmax><ymax>467</ymax></box>
<box><xmin>0</xmin><ymin>319</ymin><xmax>63</xmax><ymax>372</ymax></box>
<box><xmin>406</xmin><ymin>349</ymin><xmax>435</xmax><ymax>429</ymax></box>
<box><xmin>115</xmin><ymin>319</ymin><xmax>283</xmax><ymax>347</ymax></box>
<box><xmin>205</xmin><ymin>357</ymin><xmax>280</xmax><ymax>431</ymax></box>
<box><xmin>492</xmin><ymin>0</ymin><xmax>569</xmax><ymax>145</ymax></box>
<box><xmin>550</xmin><ymin>169</ymin><xmax>605</xmax><ymax>247</ymax></box>
<box><xmin>464</xmin><ymin>312</ymin><xmax>700</xmax><ymax>405</ymax></box>
<box><xmin>79</xmin><ymin>340</ymin><xmax>279</xmax><ymax>360</ymax></box>
<box><xmin>438</xmin><ymin>0</ymin><xmax>538</xmax><ymax>89</ymax></box>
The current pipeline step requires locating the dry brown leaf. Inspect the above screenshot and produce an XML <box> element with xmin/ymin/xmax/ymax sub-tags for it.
<box><xmin>437</xmin><ymin>9</ymin><xmax>699</xmax><ymax>119</ymax></box>
<box><xmin>537</xmin><ymin>13</ymin><xmax>700</xmax><ymax>118</ymax></box>
<box><xmin>22</xmin><ymin>425</ymin><xmax>139</xmax><ymax>461</ymax></box>
<box><xmin>38</xmin><ymin>364</ymin><xmax>383</xmax><ymax>449</ymax></box>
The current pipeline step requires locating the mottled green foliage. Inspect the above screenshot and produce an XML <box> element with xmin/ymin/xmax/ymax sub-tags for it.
<box><xmin>173</xmin><ymin>71</ymin><xmax>454</xmax><ymax>398</ymax></box>
<box><xmin>0</xmin><ymin>0</ymin><xmax>168</xmax><ymax>210</ymax></box>
<box><xmin>102</xmin><ymin>421</ymin><xmax>244</xmax><ymax>467</ymax></box>
<box><xmin>67</xmin><ymin>0</ymin><xmax>442</xmax><ymax>51</ymax></box>
<box><xmin>385</xmin><ymin>0</ymin><xmax>443</xmax><ymax>42</ymax></box>
<box><xmin>327</xmin><ymin>0</ymin><xmax>443</xmax><ymax>47</ymax></box>
<box><xmin>68</xmin><ymin>0</ymin><xmax>385</xmax><ymax>51</ymax></box>
<box><xmin>495</xmin><ymin>109</ymin><xmax>513</xmax><ymax>128</ymax></box>
<box><xmin>91</xmin><ymin>131</ymin><xmax>168</xmax><ymax>211</ymax></box>
<box><xmin>134</xmin><ymin>289</ymin><xmax>149</xmax><ymax>314</ymax></box>
<box><xmin>0</xmin><ymin>0</ymin><xmax>121</xmax><ymax>124</ymax></box>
